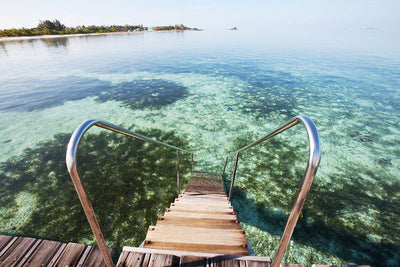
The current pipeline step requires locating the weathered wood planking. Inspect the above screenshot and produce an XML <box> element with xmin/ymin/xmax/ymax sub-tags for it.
<box><xmin>162</xmin><ymin>211</ymin><xmax>237</xmax><ymax>221</ymax></box>
<box><xmin>146</xmin><ymin>226</ymin><xmax>247</xmax><ymax>247</ymax></box>
<box><xmin>0</xmin><ymin>237</ymin><xmax>36</xmax><ymax>266</ymax></box>
<box><xmin>0</xmin><ymin>235</ymin><xmax>14</xmax><ymax>252</ymax></box>
<box><xmin>116</xmin><ymin>247</ymin><xmax>271</xmax><ymax>267</ymax></box>
<box><xmin>0</xmin><ymin>235</ymin><xmax>114</xmax><ymax>267</ymax></box>
<box><xmin>156</xmin><ymin>216</ymin><xmax>242</xmax><ymax>230</ymax></box>
<box><xmin>143</xmin><ymin>172</ymin><xmax>249</xmax><ymax>255</ymax></box>
<box><xmin>279</xmin><ymin>264</ymin><xmax>305</xmax><ymax>267</ymax></box>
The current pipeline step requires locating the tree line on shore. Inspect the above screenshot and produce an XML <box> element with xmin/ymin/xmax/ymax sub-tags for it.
<box><xmin>0</xmin><ymin>19</ymin><xmax>197</xmax><ymax>38</ymax></box>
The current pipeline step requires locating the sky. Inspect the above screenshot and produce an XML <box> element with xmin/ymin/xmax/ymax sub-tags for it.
<box><xmin>1</xmin><ymin>0</ymin><xmax>399</xmax><ymax>33</ymax></box>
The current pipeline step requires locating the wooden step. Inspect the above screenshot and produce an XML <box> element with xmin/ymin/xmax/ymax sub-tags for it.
<box><xmin>163</xmin><ymin>210</ymin><xmax>238</xmax><ymax>220</ymax></box>
<box><xmin>179</xmin><ymin>193</ymin><xmax>228</xmax><ymax>201</ymax></box>
<box><xmin>178</xmin><ymin>195</ymin><xmax>228</xmax><ymax>201</ymax></box>
<box><xmin>169</xmin><ymin>204</ymin><xmax>233</xmax><ymax>213</ymax></box>
<box><xmin>179</xmin><ymin>194</ymin><xmax>228</xmax><ymax>199</ymax></box>
<box><xmin>144</xmin><ymin>226</ymin><xmax>248</xmax><ymax>255</ymax></box>
<box><xmin>172</xmin><ymin>199</ymin><xmax>230</xmax><ymax>205</ymax></box>
<box><xmin>174</xmin><ymin>197</ymin><xmax>230</xmax><ymax>204</ymax></box>
<box><xmin>156</xmin><ymin>216</ymin><xmax>242</xmax><ymax>230</ymax></box>
<box><xmin>172</xmin><ymin>200</ymin><xmax>231</xmax><ymax>207</ymax></box>
<box><xmin>143</xmin><ymin>173</ymin><xmax>249</xmax><ymax>255</ymax></box>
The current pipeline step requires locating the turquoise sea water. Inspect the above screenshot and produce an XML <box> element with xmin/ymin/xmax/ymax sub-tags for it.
<box><xmin>0</xmin><ymin>30</ymin><xmax>399</xmax><ymax>266</ymax></box>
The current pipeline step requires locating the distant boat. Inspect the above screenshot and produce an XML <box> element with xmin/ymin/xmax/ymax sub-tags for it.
<box><xmin>229</xmin><ymin>27</ymin><xmax>238</xmax><ymax>30</ymax></box>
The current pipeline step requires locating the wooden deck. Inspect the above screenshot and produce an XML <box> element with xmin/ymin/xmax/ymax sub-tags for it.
<box><xmin>142</xmin><ymin>172</ymin><xmax>248</xmax><ymax>255</ymax></box>
<box><xmin>116</xmin><ymin>247</ymin><xmax>271</xmax><ymax>267</ymax></box>
<box><xmin>0</xmin><ymin>234</ymin><xmax>114</xmax><ymax>266</ymax></box>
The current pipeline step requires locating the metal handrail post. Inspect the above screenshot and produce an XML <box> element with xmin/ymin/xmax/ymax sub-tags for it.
<box><xmin>222</xmin><ymin>156</ymin><xmax>229</xmax><ymax>194</ymax></box>
<box><xmin>222</xmin><ymin>156</ymin><xmax>228</xmax><ymax>178</ymax></box>
<box><xmin>66</xmin><ymin>121</ymin><xmax>115</xmax><ymax>267</ymax></box>
<box><xmin>271</xmin><ymin>116</ymin><xmax>320</xmax><ymax>267</ymax></box>
<box><xmin>177</xmin><ymin>150</ymin><xmax>181</xmax><ymax>193</ymax></box>
<box><xmin>66</xmin><ymin>119</ymin><xmax>192</xmax><ymax>267</ymax></box>
<box><xmin>228</xmin><ymin>152</ymin><xmax>240</xmax><ymax>201</ymax></box>
<box><xmin>225</xmin><ymin>115</ymin><xmax>320</xmax><ymax>266</ymax></box>
<box><xmin>191</xmin><ymin>153</ymin><xmax>194</xmax><ymax>173</ymax></box>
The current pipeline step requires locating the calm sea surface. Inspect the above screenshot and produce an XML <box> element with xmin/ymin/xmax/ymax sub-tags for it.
<box><xmin>0</xmin><ymin>30</ymin><xmax>399</xmax><ymax>266</ymax></box>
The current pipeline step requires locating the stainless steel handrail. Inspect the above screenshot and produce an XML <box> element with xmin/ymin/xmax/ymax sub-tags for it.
<box><xmin>227</xmin><ymin>115</ymin><xmax>321</xmax><ymax>267</ymax></box>
<box><xmin>66</xmin><ymin>119</ymin><xmax>193</xmax><ymax>267</ymax></box>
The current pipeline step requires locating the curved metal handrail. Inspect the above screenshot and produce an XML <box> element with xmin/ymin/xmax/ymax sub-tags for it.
<box><xmin>66</xmin><ymin>119</ymin><xmax>193</xmax><ymax>267</ymax></box>
<box><xmin>227</xmin><ymin>115</ymin><xmax>321</xmax><ymax>267</ymax></box>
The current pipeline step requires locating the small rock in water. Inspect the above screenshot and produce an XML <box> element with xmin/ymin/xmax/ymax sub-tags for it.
<box><xmin>375</xmin><ymin>158</ymin><xmax>391</xmax><ymax>166</ymax></box>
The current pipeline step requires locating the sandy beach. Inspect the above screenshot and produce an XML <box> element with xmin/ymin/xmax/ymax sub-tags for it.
<box><xmin>0</xmin><ymin>28</ymin><xmax>202</xmax><ymax>42</ymax></box>
<box><xmin>0</xmin><ymin>31</ymin><xmax>147</xmax><ymax>42</ymax></box>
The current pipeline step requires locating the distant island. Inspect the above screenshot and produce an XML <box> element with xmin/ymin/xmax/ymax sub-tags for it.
<box><xmin>0</xmin><ymin>19</ymin><xmax>201</xmax><ymax>38</ymax></box>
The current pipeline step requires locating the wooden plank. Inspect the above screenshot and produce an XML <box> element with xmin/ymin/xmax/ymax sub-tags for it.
<box><xmin>156</xmin><ymin>216</ymin><xmax>242</xmax><ymax>230</ymax></box>
<box><xmin>171</xmin><ymin>202</ymin><xmax>232</xmax><ymax>209</ymax></box>
<box><xmin>179</xmin><ymin>193</ymin><xmax>228</xmax><ymax>199</ymax></box>
<box><xmin>116</xmin><ymin>251</ymin><xmax>130</xmax><ymax>267</ymax></box>
<box><xmin>181</xmin><ymin>192</ymin><xmax>226</xmax><ymax>196</ymax></box>
<box><xmin>0</xmin><ymin>236</ymin><xmax>19</xmax><ymax>258</ymax></box>
<box><xmin>46</xmin><ymin>242</ymin><xmax>68</xmax><ymax>266</ymax></box>
<box><xmin>142</xmin><ymin>252</ymin><xmax>152</xmax><ymax>266</ymax></box>
<box><xmin>0</xmin><ymin>235</ymin><xmax>14</xmax><ymax>252</ymax></box>
<box><xmin>180</xmin><ymin>255</ymin><xmax>207</xmax><ymax>267</ymax></box>
<box><xmin>14</xmin><ymin>239</ymin><xmax>43</xmax><ymax>267</ymax></box>
<box><xmin>241</xmin><ymin>259</ymin><xmax>270</xmax><ymax>267</ymax></box>
<box><xmin>174</xmin><ymin>199</ymin><xmax>230</xmax><ymax>206</ymax></box>
<box><xmin>169</xmin><ymin>206</ymin><xmax>234</xmax><ymax>213</ymax></box>
<box><xmin>178</xmin><ymin>197</ymin><xmax>228</xmax><ymax>202</ymax></box>
<box><xmin>209</xmin><ymin>256</ymin><xmax>235</xmax><ymax>267</ymax></box>
<box><xmin>165</xmin><ymin>209</ymin><xmax>236</xmax><ymax>216</ymax></box>
<box><xmin>144</xmin><ymin>241</ymin><xmax>248</xmax><ymax>256</ymax></box>
<box><xmin>173</xmin><ymin>200</ymin><xmax>231</xmax><ymax>206</ymax></box>
<box><xmin>179</xmin><ymin>198</ymin><xmax>230</xmax><ymax>203</ymax></box>
<box><xmin>145</xmin><ymin>226</ymin><xmax>247</xmax><ymax>246</ymax></box>
<box><xmin>175</xmin><ymin>197</ymin><xmax>229</xmax><ymax>203</ymax></box>
<box><xmin>76</xmin><ymin>245</ymin><xmax>93</xmax><ymax>267</ymax></box>
<box><xmin>125</xmin><ymin>252</ymin><xmax>145</xmax><ymax>266</ymax></box>
<box><xmin>174</xmin><ymin>203</ymin><xmax>230</xmax><ymax>209</ymax></box>
<box><xmin>144</xmin><ymin>226</ymin><xmax>249</xmax><ymax>255</ymax></box>
<box><xmin>121</xmin><ymin>246</ymin><xmax>269</xmax><ymax>260</ymax></box>
<box><xmin>163</xmin><ymin>211</ymin><xmax>237</xmax><ymax>220</ymax></box>
<box><xmin>148</xmin><ymin>253</ymin><xmax>179</xmax><ymax>267</ymax></box>
<box><xmin>83</xmin><ymin>246</ymin><xmax>115</xmax><ymax>267</ymax></box>
<box><xmin>0</xmin><ymin>236</ymin><xmax>112</xmax><ymax>267</ymax></box>
<box><xmin>53</xmin><ymin>242</ymin><xmax>86</xmax><ymax>266</ymax></box>
<box><xmin>0</xmin><ymin>237</ymin><xmax>37</xmax><ymax>266</ymax></box>
<box><xmin>21</xmin><ymin>240</ymin><xmax>62</xmax><ymax>267</ymax></box>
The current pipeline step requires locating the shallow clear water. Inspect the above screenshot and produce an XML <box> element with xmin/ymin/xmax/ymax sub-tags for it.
<box><xmin>0</xmin><ymin>30</ymin><xmax>399</xmax><ymax>266</ymax></box>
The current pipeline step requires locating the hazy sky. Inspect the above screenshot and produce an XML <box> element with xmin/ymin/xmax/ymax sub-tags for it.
<box><xmin>1</xmin><ymin>0</ymin><xmax>399</xmax><ymax>32</ymax></box>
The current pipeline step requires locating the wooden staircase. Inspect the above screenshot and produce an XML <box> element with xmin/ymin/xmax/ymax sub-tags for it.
<box><xmin>114</xmin><ymin>172</ymin><xmax>370</xmax><ymax>267</ymax></box>
<box><xmin>142</xmin><ymin>172</ymin><xmax>249</xmax><ymax>255</ymax></box>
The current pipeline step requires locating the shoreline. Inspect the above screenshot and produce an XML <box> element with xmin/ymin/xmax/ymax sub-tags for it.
<box><xmin>0</xmin><ymin>29</ymin><xmax>201</xmax><ymax>42</ymax></box>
